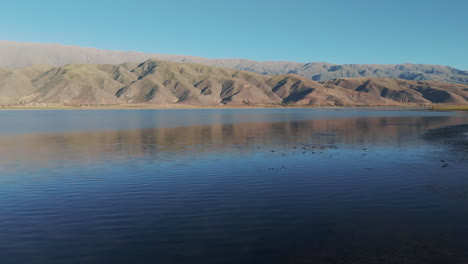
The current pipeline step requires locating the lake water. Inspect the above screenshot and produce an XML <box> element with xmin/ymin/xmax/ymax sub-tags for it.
<box><xmin>1</xmin><ymin>108</ymin><xmax>468</xmax><ymax>264</ymax></box>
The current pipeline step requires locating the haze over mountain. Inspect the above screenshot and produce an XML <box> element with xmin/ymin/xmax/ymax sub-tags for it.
<box><xmin>1</xmin><ymin>40</ymin><xmax>467</xmax><ymax>85</ymax></box>
<box><xmin>1</xmin><ymin>59</ymin><xmax>467</xmax><ymax>107</ymax></box>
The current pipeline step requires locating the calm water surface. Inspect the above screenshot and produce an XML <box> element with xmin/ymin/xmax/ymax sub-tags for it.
<box><xmin>1</xmin><ymin>108</ymin><xmax>468</xmax><ymax>264</ymax></box>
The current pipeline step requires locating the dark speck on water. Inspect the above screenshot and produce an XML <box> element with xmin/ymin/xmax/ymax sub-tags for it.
<box><xmin>314</xmin><ymin>133</ymin><xmax>336</xmax><ymax>136</ymax></box>
<box><xmin>0</xmin><ymin>108</ymin><xmax>468</xmax><ymax>264</ymax></box>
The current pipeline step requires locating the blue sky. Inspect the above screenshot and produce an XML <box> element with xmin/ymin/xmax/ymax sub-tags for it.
<box><xmin>1</xmin><ymin>0</ymin><xmax>467</xmax><ymax>69</ymax></box>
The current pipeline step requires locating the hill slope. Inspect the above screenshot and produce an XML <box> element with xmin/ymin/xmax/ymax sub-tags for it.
<box><xmin>1</xmin><ymin>40</ymin><xmax>467</xmax><ymax>84</ymax></box>
<box><xmin>0</xmin><ymin>60</ymin><xmax>467</xmax><ymax>107</ymax></box>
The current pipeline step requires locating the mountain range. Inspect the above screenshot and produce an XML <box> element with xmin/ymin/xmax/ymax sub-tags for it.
<box><xmin>1</xmin><ymin>59</ymin><xmax>467</xmax><ymax>107</ymax></box>
<box><xmin>1</xmin><ymin>40</ymin><xmax>468</xmax><ymax>85</ymax></box>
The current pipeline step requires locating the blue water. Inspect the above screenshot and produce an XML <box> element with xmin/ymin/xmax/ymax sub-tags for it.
<box><xmin>0</xmin><ymin>108</ymin><xmax>467</xmax><ymax>263</ymax></box>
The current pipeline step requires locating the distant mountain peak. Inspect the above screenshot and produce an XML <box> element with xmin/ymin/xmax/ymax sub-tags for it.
<box><xmin>0</xmin><ymin>40</ymin><xmax>467</xmax><ymax>85</ymax></box>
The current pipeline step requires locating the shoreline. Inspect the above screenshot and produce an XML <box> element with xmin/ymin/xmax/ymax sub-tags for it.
<box><xmin>0</xmin><ymin>103</ymin><xmax>449</xmax><ymax>111</ymax></box>
<box><xmin>0</xmin><ymin>103</ymin><xmax>467</xmax><ymax>111</ymax></box>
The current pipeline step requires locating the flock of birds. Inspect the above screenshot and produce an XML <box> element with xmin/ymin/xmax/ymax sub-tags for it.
<box><xmin>257</xmin><ymin>144</ymin><xmax>346</xmax><ymax>171</ymax></box>
<box><xmin>255</xmin><ymin>144</ymin><xmax>451</xmax><ymax>170</ymax></box>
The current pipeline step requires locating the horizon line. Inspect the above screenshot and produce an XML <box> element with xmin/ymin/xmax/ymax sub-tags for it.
<box><xmin>1</xmin><ymin>39</ymin><xmax>467</xmax><ymax>71</ymax></box>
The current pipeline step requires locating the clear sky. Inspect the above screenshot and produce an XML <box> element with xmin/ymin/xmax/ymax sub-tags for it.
<box><xmin>1</xmin><ymin>0</ymin><xmax>467</xmax><ymax>69</ymax></box>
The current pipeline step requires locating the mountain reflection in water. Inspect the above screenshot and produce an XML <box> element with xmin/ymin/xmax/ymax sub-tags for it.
<box><xmin>0</xmin><ymin>109</ymin><xmax>468</xmax><ymax>264</ymax></box>
<box><xmin>0</xmin><ymin>114</ymin><xmax>466</xmax><ymax>166</ymax></box>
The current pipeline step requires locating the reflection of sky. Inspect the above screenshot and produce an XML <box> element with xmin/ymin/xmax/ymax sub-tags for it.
<box><xmin>2</xmin><ymin>128</ymin><xmax>468</xmax><ymax>263</ymax></box>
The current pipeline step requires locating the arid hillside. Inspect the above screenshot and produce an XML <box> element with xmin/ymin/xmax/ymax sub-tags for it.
<box><xmin>1</xmin><ymin>40</ymin><xmax>467</xmax><ymax>84</ymax></box>
<box><xmin>0</xmin><ymin>60</ymin><xmax>467</xmax><ymax>107</ymax></box>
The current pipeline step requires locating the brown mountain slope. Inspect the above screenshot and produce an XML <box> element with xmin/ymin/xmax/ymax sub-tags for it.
<box><xmin>323</xmin><ymin>78</ymin><xmax>468</xmax><ymax>105</ymax></box>
<box><xmin>31</xmin><ymin>64</ymin><xmax>127</xmax><ymax>104</ymax></box>
<box><xmin>0</xmin><ymin>60</ymin><xmax>467</xmax><ymax>107</ymax></box>
<box><xmin>0</xmin><ymin>65</ymin><xmax>52</xmax><ymax>104</ymax></box>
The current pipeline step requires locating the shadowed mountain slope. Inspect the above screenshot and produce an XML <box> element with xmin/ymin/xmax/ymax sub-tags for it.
<box><xmin>324</xmin><ymin>78</ymin><xmax>468</xmax><ymax>105</ymax></box>
<box><xmin>1</xmin><ymin>40</ymin><xmax>467</xmax><ymax>84</ymax></box>
<box><xmin>0</xmin><ymin>60</ymin><xmax>467</xmax><ymax>107</ymax></box>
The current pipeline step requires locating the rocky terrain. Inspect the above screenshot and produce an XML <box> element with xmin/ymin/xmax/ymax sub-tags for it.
<box><xmin>0</xmin><ymin>59</ymin><xmax>467</xmax><ymax>107</ymax></box>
